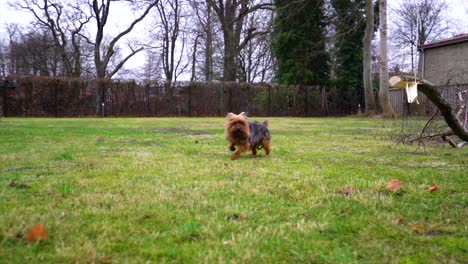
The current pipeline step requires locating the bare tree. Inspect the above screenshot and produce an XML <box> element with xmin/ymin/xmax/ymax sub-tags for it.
<box><xmin>363</xmin><ymin>0</ymin><xmax>377</xmax><ymax>113</ymax></box>
<box><xmin>391</xmin><ymin>0</ymin><xmax>451</xmax><ymax>73</ymax></box>
<box><xmin>0</xmin><ymin>40</ymin><xmax>6</xmax><ymax>78</ymax></box>
<box><xmin>83</xmin><ymin>0</ymin><xmax>159</xmax><ymax>79</ymax></box>
<box><xmin>14</xmin><ymin>0</ymin><xmax>91</xmax><ymax>77</ymax></box>
<box><xmin>13</xmin><ymin>31</ymin><xmax>56</xmax><ymax>76</ymax></box>
<box><xmin>238</xmin><ymin>10</ymin><xmax>274</xmax><ymax>82</ymax></box>
<box><xmin>141</xmin><ymin>49</ymin><xmax>162</xmax><ymax>81</ymax></box>
<box><xmin>189</xmin><ymin>0</ymin><xmax>216</xmax><ymax>81</ymax></box>
<box><xmin>190</xmin><ymin>34</ymin><xmax>201</xmax><ymax>82</ymax></box>
<box><xmin>2</xmin><ymin>23</ymin><xmax>65</xmax><ymax>77</ymax></box>
<box><xmin>155</xmin><ymin>0</ymin><xmax>188</xmax><ymax>83</ymax></box>
<box><xmin>378</xmin><ymin>0</ymin><xmax>397</xmax><ymax>118</ymax></box>
<box><xmin>207</xmin><ymin>0</ymin><xmax>273</xmax><ymax>81</ymax></box>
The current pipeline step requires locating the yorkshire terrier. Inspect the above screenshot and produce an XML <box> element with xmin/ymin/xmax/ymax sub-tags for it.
<box><xmin>225</xmin><ymin>112</ymin><xmax>271</xmax><ymax>160</ymax></box>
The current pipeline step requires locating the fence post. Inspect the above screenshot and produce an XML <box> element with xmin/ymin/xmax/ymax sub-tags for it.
<box><xmin>1</xmin><ymin>79</ymin><xmax>6</xmax><ymax>117</ymax></box>
<box><xmin>100</xmin><ymin>82</ymin><xmax>106</xmax><ymax>117</ymax></box>
<box><xmin>304</xmin><ymin>85</ymin><xmax>308</xmax><ymax>117</ymax></box>
<box><xmin>146</xmin><ymin>83</ymin><xmax>150</xmax><ymax>116</ymax></box>
<box><xmin>188</xmin><ymin>84</ymin><xmax>192</xmax><ymax>117</ymax></box>
<box><xmin>268</xmin><ymin>84</ymin><xmax>271</xmax><ymax>116</ymax></box>
<box><xmin>229</xmin><ymin>85</ymin><xmax>232</xmax><ymax>112</ymax></box>
<box><xmin>54</xmin><ymin>84</ymin><xmax>58</xmax><ymax>117</ymax></box>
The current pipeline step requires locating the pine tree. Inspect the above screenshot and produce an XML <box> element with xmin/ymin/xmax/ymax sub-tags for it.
<box><xmin>331</xmin><ymin>0</ymin><xmax>366</xmax><ymax>114</ymax></box>
<box><xmin>272</xmin><ymin>0</ymin><xmax>329</xmax><ymax>86</ymax></box>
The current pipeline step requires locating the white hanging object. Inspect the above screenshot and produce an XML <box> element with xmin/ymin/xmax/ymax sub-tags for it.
<box><xmin>406</xmin><ymin>82</ymin><xmax>419</xmax><ymax>104</ymax></box>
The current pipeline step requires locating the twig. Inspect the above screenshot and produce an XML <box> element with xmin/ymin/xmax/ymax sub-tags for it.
<box><xmin>408</xmin><ymin>134</ymin><xmax>441</xmax><ymax>143</ymax></box>
<box><xmin>418</xmin><ymin>109</ymin><xmax>439</xmax><ymax>147</ymax></box>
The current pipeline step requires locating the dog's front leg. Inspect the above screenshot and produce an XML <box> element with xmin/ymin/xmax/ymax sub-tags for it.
<box><xmin>229</xmin><ymin>141</ymin><xmax>236</xmax><ymax>151</ymax></box>
<box><xmin>231</xmin><ymin>143</ymin><xmax>248</xmax><ymax>160</ymax></box>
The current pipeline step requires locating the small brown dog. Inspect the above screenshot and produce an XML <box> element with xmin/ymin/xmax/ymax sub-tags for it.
<box><xmin>225</xmin><ymin>112</ymin><xmax>271</xmax><ymax>160</ymax></box>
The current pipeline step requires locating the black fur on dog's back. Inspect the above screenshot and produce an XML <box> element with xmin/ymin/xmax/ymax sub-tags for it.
<box><xmin>248</xmin><ymin>121</ymin><xmax>270</xmax><ymax>148</ymax></box>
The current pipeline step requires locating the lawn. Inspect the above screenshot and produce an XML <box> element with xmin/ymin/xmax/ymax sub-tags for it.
<box><xmin>0</xmin><ymin>117</ymin><xmax>466</xmax><ymax>263</ymax></box>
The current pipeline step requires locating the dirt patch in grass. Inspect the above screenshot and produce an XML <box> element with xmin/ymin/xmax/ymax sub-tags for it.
<box><xmin>9</xmin><ymin>181</ymin><xmax>30</xmax><ymax>189</ymax></box>
<box><xmin>154</xmin><ymin>127</ymin><xmax>213</xmax><ymax>135</ymax></box>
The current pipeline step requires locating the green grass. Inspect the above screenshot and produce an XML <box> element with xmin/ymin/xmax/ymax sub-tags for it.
<box><xmin>0</xmin><ymin>117</ymin><xmax>467</xmax><ymax>263</ymax></box>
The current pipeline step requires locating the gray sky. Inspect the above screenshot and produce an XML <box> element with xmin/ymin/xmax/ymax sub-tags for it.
<box><xmin>3</xmin><ymin>0</ymin><xmax>466</xmax><ymax>34</ymax></box>
<box><xmin>388</xmin><ymin>0</ymin><xmax>468</xmax><ymax>33</ymax></box>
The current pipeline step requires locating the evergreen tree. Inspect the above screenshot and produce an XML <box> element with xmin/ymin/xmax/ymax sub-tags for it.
<box><xmin>272</xmin><ymin>0</ymin><xmax>329</xmax><ymax>86</ymax></box>
<box><xmin>331</xmin><ymin>0</ymin><xmax>366</xmax><ymax>113</ymax></box>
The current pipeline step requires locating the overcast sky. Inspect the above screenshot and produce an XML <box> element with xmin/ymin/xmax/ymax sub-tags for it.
<box><xmin>1</xmin><ymin>0</ymin><xmax>467</xmax><ymax>78</ymax></box>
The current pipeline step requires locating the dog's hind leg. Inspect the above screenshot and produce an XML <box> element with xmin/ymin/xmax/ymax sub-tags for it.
<box><xmin>252</xmin><ymin>147</ymin><xmax>257</xmax><ymax>156</ymax></box>
<box><xmin>262</xmin><ymin>139</ymin><xmax>271</xmax><ymax>155</ymax></box>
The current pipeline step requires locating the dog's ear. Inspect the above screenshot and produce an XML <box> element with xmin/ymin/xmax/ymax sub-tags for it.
<box><xmin>239</xmin><ymin>112</ymin><xmax>248</xmax><ymax>117</ymax></box>
<box><xmin>226</xmin><ymin>112</ymin><xmax>236</xmax><ymax>119</ymax></box>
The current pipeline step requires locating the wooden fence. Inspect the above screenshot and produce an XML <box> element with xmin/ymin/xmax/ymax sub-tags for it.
<box><xmin>0</xmin><ymin>76</ymin><xmax>360</xmax><ymax>117</ymax></box>
<box><xmin>389</xmin><ymin>84</ymin><xmax>468</xmax><ymax>116</ymax></box>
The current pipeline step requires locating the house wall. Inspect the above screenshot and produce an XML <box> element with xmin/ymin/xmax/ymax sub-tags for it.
<box><xmin>421</xmin><ymin>41</ymin><xmax>468</xmax><ymax>86</ymax></box>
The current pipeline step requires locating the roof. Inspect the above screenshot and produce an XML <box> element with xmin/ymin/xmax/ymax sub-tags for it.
<box><xmin>418</xmin><ymin>34</ymin><xmax>468</xmax><ymax>50</ymax></box>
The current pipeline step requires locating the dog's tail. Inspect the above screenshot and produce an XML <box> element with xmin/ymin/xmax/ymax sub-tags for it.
<box><xmin>262</xmin><ymin>120</ymin><xmax>269</xmax><ymax>126</ymax></box>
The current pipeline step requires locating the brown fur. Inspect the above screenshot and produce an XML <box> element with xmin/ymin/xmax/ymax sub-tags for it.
<box><xmin>225</xmin><ymin>112</ymin><xmax>271</xmax><ymax>160</ymax></box>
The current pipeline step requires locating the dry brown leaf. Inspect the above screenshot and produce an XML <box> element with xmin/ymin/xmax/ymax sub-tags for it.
<box><xmin>27</xmin><ymin>223</ymin><xmax>48</xmax><ymax>243</ymax></box>
<box><xmin>408</xmin><ymin>223</ymin><xmax>424</xmax><ymax>234</ymax></box>
<box><xmin>396</xmin><ymin>218</ymin><xmax>404</xmax><ymax>225</ymax></box>
<box><xmin>335</xmin><ymin>187</ymin><xmax>354</xmax><ymax>197</ymax></box>
<box><xmin>428</xmin><ymin>184</ymin><xmax>439</xmax><ymax>193</ymax></box>
<box><xmin>386</xmin><ymin>179</ymin><xmax>402</xmax><ymax>192</ymax></box>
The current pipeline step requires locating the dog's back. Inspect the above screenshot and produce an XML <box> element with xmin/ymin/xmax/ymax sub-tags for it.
<box><xmin>248</xmin><ymin>121</ymin><xmax>271</xmax><ymax>147</ymax></box>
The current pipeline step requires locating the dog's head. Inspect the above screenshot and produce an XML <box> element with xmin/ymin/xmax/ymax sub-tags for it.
<box><xmin>225</xmin><ymin>112</ymin><xmax>250</xmax><ymax>139</ymax></box>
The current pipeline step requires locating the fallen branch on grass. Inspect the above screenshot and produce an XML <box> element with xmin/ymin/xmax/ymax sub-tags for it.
<box><xmin>389</xmin><ymin>76</ymin><xmax>468</xmax><ymax>147</ymax></box>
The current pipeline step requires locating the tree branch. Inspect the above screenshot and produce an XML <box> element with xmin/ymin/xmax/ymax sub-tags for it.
<box><xmin>107</xmin><ymin>46</ymin><xmax>144</xmax><ymax>78</ymax></box>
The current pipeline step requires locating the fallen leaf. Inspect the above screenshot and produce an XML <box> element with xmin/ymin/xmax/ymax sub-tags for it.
<box><xmin>428</xmin><ymin>184</ymin><xmax>439</xmax><ymax>193</ymax></box>
<box><xmin>335</xmin><ymin>187</ymin><xmax>354</xmax><ymax>197</ymax></box>
<box><xmin>396</xmin><ymin>218</ymin><xmax>404</xmax><ymax>225</ymax></box>
<box><xmin>386</xmin><ymin>179</ymin><xmax>402</xmax><ymax>192</ymax></box>
<box><xmin>99</xmin><ymin>256</ymin><xmax>112</xmax><ymax>264</ymax></box>
<box><xmin>408</xmin><ymin>223</ymin><xmax>424</xmax><ymax>234</ymax></box>
<box><xmin>27</xmin><ymin>223</ymin><xmax>48</xmax><ymax>243</ymax></box>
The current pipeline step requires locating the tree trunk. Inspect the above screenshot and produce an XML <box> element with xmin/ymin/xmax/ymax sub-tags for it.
<box><xmin>378</xmin><ymin>0</ymin><xmax>397</xmax><ymax>118</ymax></box>
<box><xmin>222</xmin><ymin>28</ymin><xmax>238</xmax><ymax>82</ymax></box>
<box><xmin>205</xmin><ymin>1</ymin><xmax>213</xmax><ymax>81</ymax></box>
<box><xmin>208</xmin><ymin>0</ymin><xmax>272</xmax><ymax>82</ymax></box>
<box><xmin>363</xmin><ymin>0</ymin><xmax>377</xmax><ymax>114</ymax></box>
<box><xmin>191</xmin><ymin>35</ymin><xmax>200</xmax><ymax>82</ymax></box>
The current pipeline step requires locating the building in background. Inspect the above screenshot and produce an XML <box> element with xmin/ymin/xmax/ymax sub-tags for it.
<box><xmin>418</xmin><ymin>34</ymin><xmax>468</xmax><ymax>86</ymax></box>
<box><xmin>389</xmin><ymin>34</ymin><xmax>468</xmax><ymax>116</ymax></box>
